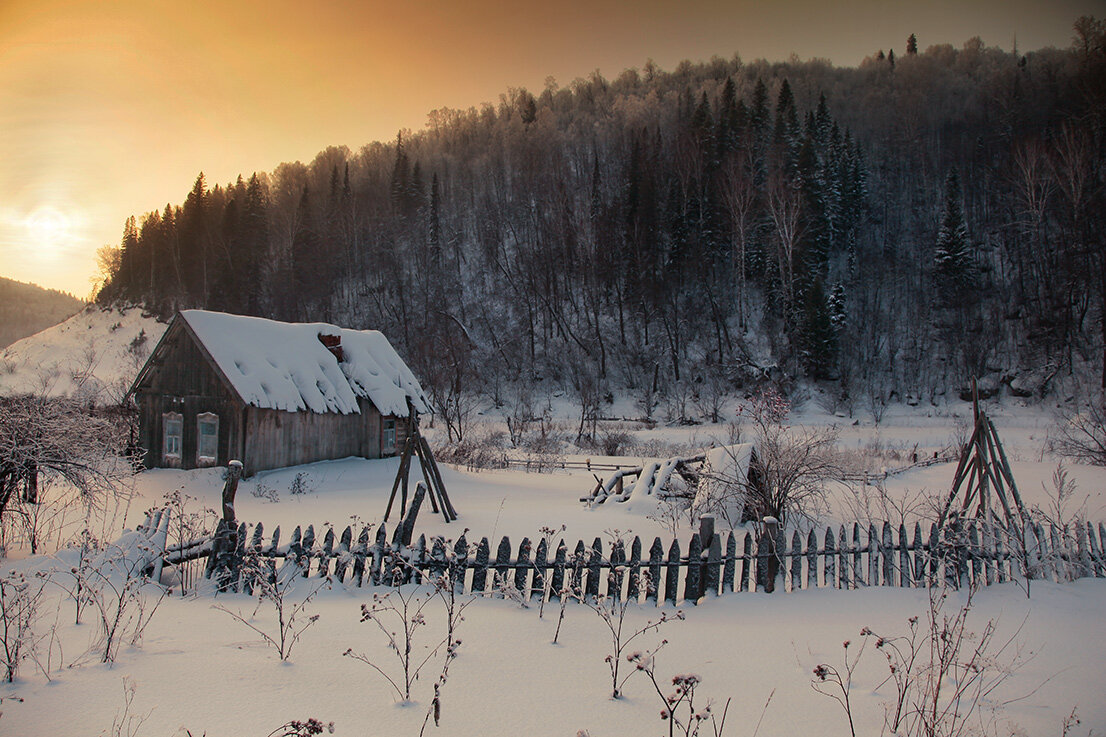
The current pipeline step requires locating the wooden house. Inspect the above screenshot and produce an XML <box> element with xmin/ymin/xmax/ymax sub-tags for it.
<box><xmin>128</xmin><ymin>310</ymin><xmax>431</xmax><ymax>475</ymax></box>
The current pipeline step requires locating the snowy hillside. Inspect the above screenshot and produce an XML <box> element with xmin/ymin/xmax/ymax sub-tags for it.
<box><xmin>0</xmin><ymin>305</ymin><xmax>165</xmax><ymax>402</ymax></box>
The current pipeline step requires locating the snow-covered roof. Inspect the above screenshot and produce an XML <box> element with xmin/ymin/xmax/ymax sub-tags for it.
<box><xmin>177</xmin><ymin>310</ymin><xmax>430</xmax><ymax>416</ymax></box>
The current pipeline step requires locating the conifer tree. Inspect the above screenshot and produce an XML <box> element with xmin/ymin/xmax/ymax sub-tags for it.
<box><xmin>933</xmin><ymin>169</ymin><xmax>977</xmax><ymax>300</ymax></box>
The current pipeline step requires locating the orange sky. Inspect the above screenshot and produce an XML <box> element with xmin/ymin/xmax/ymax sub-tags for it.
<box><xmin>0</xmin><ymin>0</ymin><xmax>1098</xmax><ymax>297</ymax></box>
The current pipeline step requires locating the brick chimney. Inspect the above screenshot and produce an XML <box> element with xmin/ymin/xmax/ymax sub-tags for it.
<box><xmin>318</xmin><ymin>333</ymin><xmax>344</xmax><ymax>362</ymax></box>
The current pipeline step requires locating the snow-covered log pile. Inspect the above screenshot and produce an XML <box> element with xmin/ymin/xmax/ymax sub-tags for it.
<box><xmin>584</xmin><ymin>445</ymin><xmax>752</xmax><ymax>521</ymax></box>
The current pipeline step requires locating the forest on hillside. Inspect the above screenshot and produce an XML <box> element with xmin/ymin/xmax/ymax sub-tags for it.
<box><xmin>0</xmin><ymin>277</ymin><xmax>83</xmax><ymax>349</ymax></box>
<box><xmin>96</xmin><ymin>20</ymin><xmax>1106</xmax><ymax>431</ymax></box>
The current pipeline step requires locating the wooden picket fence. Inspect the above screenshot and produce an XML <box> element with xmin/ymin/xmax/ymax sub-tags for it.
<box><xmin>154</xmin><ymin>514</ymin><xmax>1106</xmax><ymax>603</ymax></box>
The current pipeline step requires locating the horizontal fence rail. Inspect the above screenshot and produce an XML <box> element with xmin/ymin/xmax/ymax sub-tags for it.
<box><xmin>143</xmin><ymin>513</ymin><xmax>1106</xmax><ymax>603</ymax></box>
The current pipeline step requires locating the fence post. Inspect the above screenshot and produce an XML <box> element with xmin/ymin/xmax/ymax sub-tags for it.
<box><xmin>206</xmin><ymin>460</ymin><xmax>243</xmax><ymax>592</ymax></box>
<box><xmin>759</xmin><ymin>517</ymin><xmax>780</xmax><ymax>593</ymax></box>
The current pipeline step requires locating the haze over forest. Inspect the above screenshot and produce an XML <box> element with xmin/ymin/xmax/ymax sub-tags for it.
<box><xmin>94</xmin><ymin>20</ymin><xmax>1106</xmax><ymax>420</ymax></box>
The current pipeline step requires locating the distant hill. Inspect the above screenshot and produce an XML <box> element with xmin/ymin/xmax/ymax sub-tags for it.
<box><xmin>0</xmin><ymin>276</ymin><xmax>85</xmax><ymax>348</ymax></box>
<box><xmin>0</xmin><ymin>305</ymin><xmax>165</xmax><ymax>403</ymax></box>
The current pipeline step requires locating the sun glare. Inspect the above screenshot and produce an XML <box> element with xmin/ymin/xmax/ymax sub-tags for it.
<box><xmin>24</xmin><ymin>206</ymin><xmax>71</xmax><ymax>246</ymax></box>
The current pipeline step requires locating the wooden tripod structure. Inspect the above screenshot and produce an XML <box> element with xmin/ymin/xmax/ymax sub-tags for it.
<box><xmin>384</xmin><ymin>400</ymin><xmax>458</xmax><ymax>524</ymax></box>
<box><xmin>938</xmin><ymin>379</ymin><xmax>1028</xmax><ymax>530</ymax></box>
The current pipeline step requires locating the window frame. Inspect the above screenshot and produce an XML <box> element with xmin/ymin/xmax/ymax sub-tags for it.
<box><xmin>196</xmin><ymin>412</ymin><xmax>219</xmax><ymax>466</ymax></box>
<box><xmin>382</xmin><ymin>418</ymin><xmax>397</xmax><ymax>454</ymax></box>
<box><xmin>163</xmin><ymin>412</ymin><xmax>183</xmax><ymax>463</ymax></box>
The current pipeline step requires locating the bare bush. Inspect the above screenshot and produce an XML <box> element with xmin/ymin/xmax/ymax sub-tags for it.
<box><xmin>434</xmin><ymin>424</ymin><xmax>507</xmax><ymax>470</ymax></box>
<box><xmin>629</xmin><ymin>640</ymin><xmax>742</xmax><ymax>737</ymax></box>
<box><xmin>0</xmin><ymin>570</ymin><xmax>47</xmax><ymax>682</ymax></box>
<box><xmin>814</xmin><ymin>586</ymin><xmax>1028</xmax><ymax>737</ymax></box>
<box><xmin>214</xmin><ymin>555</ymin><xmax>325</xmax><ymax>662</ymax></box>
<box><xmin>85</xmin><ymin>546</ymin><xmax>169</xmax><ymax>663</ymax></box>
<box><xmin>734</xmin><ymin>388</ymin><xmax>842</xmax><ymax>528</ymax></box>
<box><xmin>104</xmin><ymin>676</ymin><xmax>151</xmax><ymax>737</ymax></box>
<box><xmin>160</xmin><ymin>488</ymin><xmax>216</xmax><ymax>595</ymax></box>
<box><xmin>1051</xmin><ymin>396</ymin><xmax>1106</xmax><ymax>465</ymax></box>
<box><xmin>343</xmin><ymin>558</ymin><xmax>471</xmax><ymax>707</ymax></box>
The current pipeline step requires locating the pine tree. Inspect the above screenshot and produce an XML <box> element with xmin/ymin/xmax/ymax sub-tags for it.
<box><xmin>934</xmin><ymin>169</ymin><xmax>977</xmax><ymax>299</ymax></box>
<box><xmin>907</xmin><ymin>33</ymin><xmax>918</xmax><ymax>55</ymax></box>
<box><xmin>799</xmin><ymin>277</ymin><xmax>838</xmax><ymax>379</ymax></box>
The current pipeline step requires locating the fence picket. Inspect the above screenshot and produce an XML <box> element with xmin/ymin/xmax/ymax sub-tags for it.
<box><xmin>722</xmin><ymin>533</ymin><xmax>736</xmax><ymax>593</ymax></box>
<box><xmin>740</xmin><ymin>534</ymin><xmax>752</xmax><ymax>592</ymax></box>
<box><xmin>350</xmin><ymin>527</ymin><xmax>369</xmax><ymax>587</ymax></box>
<box><xmin>472</xmin><ymin>537</ymin><xmax>491</xmax><ymax>593</ymax></box>
<box><xmin>586</xmin><ymin>538</ymin><xmax>603</xmax><ymax>601</ymax></box>
<box><xmin>494</xmin><ymin>537</ymin><xmax>512</xmax><ymax>596</ymax></box>
<box><xmin>318</xmin><ymin>528</ymin><xmax>335</xmax><ymax>579</ymax></box>
<box><xmin>531</xmin><ymin>539</ymin><xmax>547</xmax><ymax>601</ymax></box>
<box><xmin>853</xmin><ymin>524</ymin><xmax>863</xmax><ymax>587</ymax></box>
<box><xmin>1088</xmin><ymin>523</ymin><xmax>1104</xmax><ymax>578</ymax></box>
<box><xmin>685</xmin><ymin>533</ymin><xmax>702</xmax><ymax>604</ymax></box>
<box><xmin>334</xmin><ymin>526</ymin><xmax>352</xmax><ymax>583</ymax></box>
<box><xmin>429</xmin><ymin>537</ymin><xmax>447</xmax><ymax>585</ymax></box>
<box><xmin>665</xmin><ymin>539</ymin><xmax>680</xmax><ymax>605</ymax></box>
<box><xmin>898</xmin><ymin>524</ymin><xmax>911</xmax><ymax>588</ymax></box>
<box><xmin>881</xmin><ymin>523</ymin><xmax>893</xmax><ymax>587</ymax></box>
<box><xmin>302</xmin><ymin>525</ymin><xmax>316</xmax><ymax>577</ymax></box>
<box><xmin>627</xmin><ymin>537</ymin><xmax>643</xmax><ymax>601</ymax></box>
<box><xmin>824</xmin><ymin>528</ymin><xmax>836</xmax><ymax>589</ymax></box>
<box><xmin>806</xmin><ymin>529</ymin><xmax>817</xmax><ymax>590</ymax></box>
<box><xmin>370</xmin><ymin>524</ymin><xmax>387</xmax><ymax>586</ymax></box>
<box><xmin>705</xmin><ymin>535</ymin><xmax>721</xmax><ymax>597</ymax></box>
<box><xmin>790</xmin><ymin>531</ymin><xmax>802</xmax><ymax>591</ymax></box>
<box><xmin>648</xmin><ymin>538</ymin><xmax>663</xmax><ymax>604</ymax></box>
<box><xmin>868</xmin><ymin>523</ymin><xmax>878</xmax><ymax>587</ymax></box>
<box><xmin>514</xmin><ymin>537</ymin><xmax>530</xmax><ymax>591</ymax></box>
<box><xmin>610</xmin><ymin>540</ymin><xmax>626</xmax><ymax>600</ymax></box>
<box><xmin>550</xmin><ymin>541</ymin><xmax>567</xmax><ymax>602</ymax></box>
<box><xmin>1076</xmin><ymin>524</ymin><xmax>1092</xmax><ymax>579</ymax></box>
<box><xmin>411</xmin><ymin>535</ymin><xmax>426</xmax><ymax>585</ymax></box>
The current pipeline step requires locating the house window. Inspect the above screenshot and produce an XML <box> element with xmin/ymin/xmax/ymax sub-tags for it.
<box><xmin>163</xmin><ymin>412</ymin><xmax>183</xmax><ymax>462</ymax></box>
<box><xmin>197</xmin><ymin>413</ymin><xmax>219</xmax><ymax>465</ymax></box>
<box><xmin>383</xmin><ymin>418</ymin><xmax>396</xmax><ymax>454</ymax></box>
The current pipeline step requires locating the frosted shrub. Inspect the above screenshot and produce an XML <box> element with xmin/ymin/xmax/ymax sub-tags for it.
<box><xmin>0</xmin><ymin>570</ymin><xmax>47</xmax><ymax>682</ymax></box>
<box><xmin>814</xmin><ymin>586</ymin><xmax>1027</xmax><ymax>737</ymax></box>
<box><xmin>1050</xmin><ymin>396</ymin><xmax>1106</xmax><ymax>466</ymax></box>
<box><xmin>288</xmin><ymin>472</ymin><xmax>314</xmax><ymax>496</ymax></box>
<box><xmin>737</xmin><ymin>387</ymin><xmax>841</xmax><ymax>528</ymax></box>
<box><xmin>86</xmin><ymin>546</ymin><xmax>169</xmax><ymax>663</ymax></box>
<box><xmin>628</xmin><ymin>641</ymin><xmax>739</xmax><ymax>737</ymax></box>
<box><xmin>344</xmin><ymin>557</ymin><xmax>472</xmax><ymax>718</ymax></box>
<box><xmin>265</xmin><ymin>719</ymin><xmax>335</xmax><ymax>736</ymax></box>
<box><xmin>251</xmin><ymin>481</ymin><xmax>280</xmax><ymax>503</ymax></box>
<box><xmin>214</xmin><ymin>555</ymin><xmax>325</xmax><ymax>662</ymax></box>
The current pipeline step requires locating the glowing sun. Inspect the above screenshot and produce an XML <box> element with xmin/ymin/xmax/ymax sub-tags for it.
<box><xmin>24</xmin><ymin>206</ymin><xmax>72</xmax><ymax>247</ymax></box>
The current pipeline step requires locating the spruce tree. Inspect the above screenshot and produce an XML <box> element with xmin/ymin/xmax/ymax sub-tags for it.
<box><xmin>934</xmin><ymin>169</ymin><xmax>977</xmax><ymax>300</ymax></box>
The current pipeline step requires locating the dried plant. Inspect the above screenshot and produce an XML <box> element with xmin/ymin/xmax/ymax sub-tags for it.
<box><xmin>214</xmin><ymin>556</ymin><xmax>325</xmax><ymax>662</ymax></box>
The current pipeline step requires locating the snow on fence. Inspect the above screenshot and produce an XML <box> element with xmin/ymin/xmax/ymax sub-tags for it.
<box><xmin>144</xmin><ymin>512</ymin><xmax>1106</xmax><ymax>603</ymax></box>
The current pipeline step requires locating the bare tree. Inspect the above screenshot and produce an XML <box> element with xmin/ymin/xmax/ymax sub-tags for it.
<box><xmin>0</xmin><ymin>395</ymin><xmax>136</xmax><ymax>550</ymax></box>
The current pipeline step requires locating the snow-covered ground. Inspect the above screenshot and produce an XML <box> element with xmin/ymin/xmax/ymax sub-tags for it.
<box><xmin>2</xmin><ymin>308</ymin><xmax>1105</xmax><ymax>735</ymax></box>
<box><xmin>2</xmin><ymin>408</ymin><xmax>1105</xmax><ymax>737</ymax></box>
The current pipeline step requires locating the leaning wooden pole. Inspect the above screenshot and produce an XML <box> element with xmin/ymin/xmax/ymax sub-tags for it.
<box><xmin>383</xmin><ymin>436</ymin><xmax>415</xmax><ymax>522</ymax></box>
